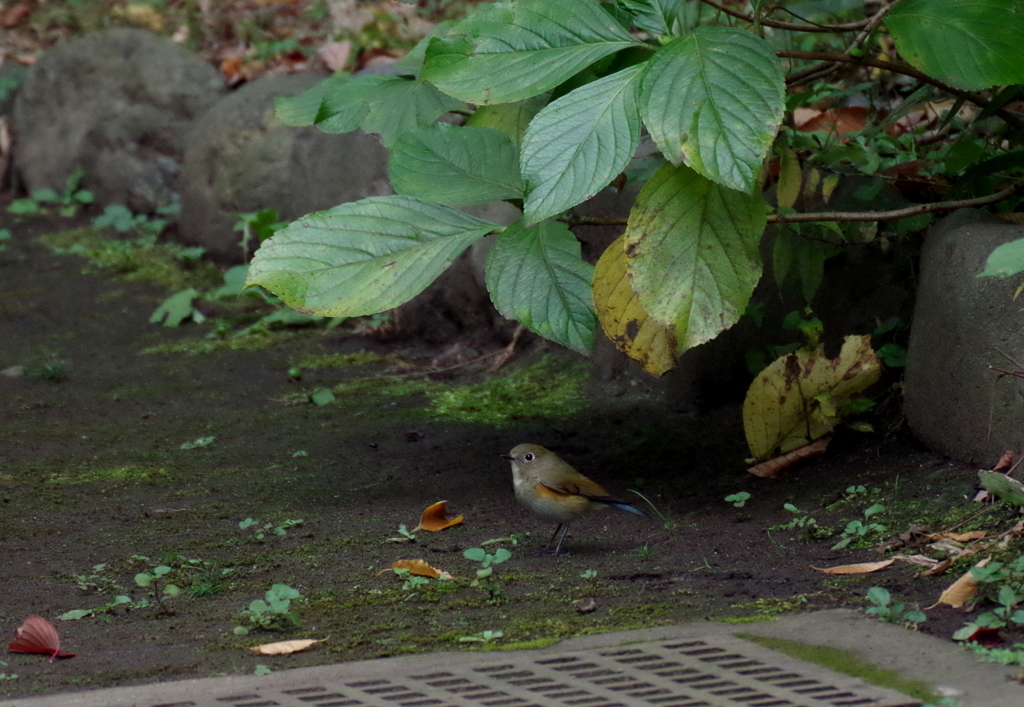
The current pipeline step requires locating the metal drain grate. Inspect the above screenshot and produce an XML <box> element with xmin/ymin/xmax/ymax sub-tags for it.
<box><xmin>2</xmin><ymin>634</ymin><xmax>921</xmax><ymax>707</ymax></box>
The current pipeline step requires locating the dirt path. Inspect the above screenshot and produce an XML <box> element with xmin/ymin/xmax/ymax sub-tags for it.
<box><xmin>0</xmin><ymin>216</ymin><xmax>1011</xmax><ymax>700</ymax></box>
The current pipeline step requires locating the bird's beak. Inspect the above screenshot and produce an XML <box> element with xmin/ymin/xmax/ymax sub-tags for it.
<box><xmin>500</xmin><ymin>454</ymin><xmax>514</xmax><ymax>460</ymax></box>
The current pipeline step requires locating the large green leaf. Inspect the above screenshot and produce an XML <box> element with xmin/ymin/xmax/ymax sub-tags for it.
<box><xmin>275</xmin><ymin>74</ymin><xmax>351</xmax><ymax>126</ymax></box>
<box><xmin>887</xmin><ymin>0</ymin><xmax>1024</xmax><ymax>90</ymax></box>
<box><xmin>625</xmin><ymin>163</ymin><xmax>766</xmax><ymax>351</ymax></box>
<box><xmin>979</xmin><ymin>237</ymin><xmax>1024</xmax><ymax>278</ymax></box>
<box><xmin>485</xmin><ymin>219</ymin><xmax>596</xmax><ymax>353</ymax></box>
<box><xmin>421</xmin><ymin>0</ymin><xmax>642</xmax><ymax>105</ymax></box>
<box><xmin>466</xmin><ymin>95</ymin><xmax>549</xmax><ymax>144</ymax></box>
<box><xmin>246</xmin><ymin>196</ymin><xmax>498</xmax><ymax>317</ymax></box>
<box><xmin>389</xmin><ymin>125</ymin><xmax>524</xmax><ymax>206</ymax></box>
<box><xmin>640</xmin><ymin>27</ymin><xmax>784</xmax><ymax>193</ymax></box>
<box><xmin>522</xmin><ymin>64</ymin><xmax>644</xmax><ymax>223</ymax></box>
<box><xmin>313</xmin><ymin>75</ymin><xmax>466</xmax><ymax>146</ymax></box>
<box><xmin>618</xmin><ymin>0</ymin><xmax>688</xmax><ymax>37</ymax></box>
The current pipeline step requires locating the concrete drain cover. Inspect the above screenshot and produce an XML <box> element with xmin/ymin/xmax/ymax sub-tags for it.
<box><xmin>4</xmin><ymin>632</ymin><xmax>921</xmax><ymax>707</ymax></box>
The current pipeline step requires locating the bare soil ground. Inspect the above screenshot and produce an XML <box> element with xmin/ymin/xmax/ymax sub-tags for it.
<box><xmin>2</xmin><ymin>212</ymin><xmax>1021</xmax><ymax>701</ymax></box>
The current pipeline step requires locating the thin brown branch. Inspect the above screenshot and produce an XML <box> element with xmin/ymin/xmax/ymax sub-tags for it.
<box><xmin>698</xmin><ymin>0</ymin><xmax>875</xmax><ymax>32</ymax></box>
<box><xmin>567</xmin><ymin>182</ymin><xmax>1022</xmax><ymax>228</ymax></box>
<box><xmin>778</xmin><ymin>51</ymin><xmax>1024</xmax><ymax>131</ymax></box>
<box><xmin>778</xmin><ymin>50</ymin><xmax>968</xmax><ymax>99</ymax></box>
<box><xmin>769</xmin><ymin>181</ymin><xmax>1021</xmax><ymax>223</ymax></box>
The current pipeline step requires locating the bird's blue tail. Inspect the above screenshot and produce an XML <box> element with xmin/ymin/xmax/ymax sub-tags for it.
<box><xmin>605</xmin><ymin>501</ymin><xmax>646</xmax><ymax>516</ymax></box>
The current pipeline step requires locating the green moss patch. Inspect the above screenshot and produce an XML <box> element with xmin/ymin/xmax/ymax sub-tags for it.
<box><xmin>46</xmin><ymin>466</ymin><xmax>168</xmax><ymax>484</ymax></box>
<box><xmin>430</xmin><ymin>357</ymin><xmax>587</xmax><ymax>426</ymax></box>
<box><xmin>735</xmin><ymin>633</ymin><xmax>939</xmax><ymax>703</ymax></box>
<box><xmin>38</xmin><ymin>227</ymin><xmax>221</xmax><ymax>290</ymax></box>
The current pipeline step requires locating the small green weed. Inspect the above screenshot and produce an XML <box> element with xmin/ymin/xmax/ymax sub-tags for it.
<box><xmin>580</xmin><ymin>569</ymin><xmax>597</xmax><ymax>580</ymax></box>
<box><xmin>69</xmin><ymin>563</ymin><xmax>119</xmax><ymax>594</ymax></box>
<box><xmin>634</xmin><ymin>544</ymin><xmax>653</xmax><ymax>559</ymax></box>
<box><xmin>769</xmin><ymin>503</ymin><xmax>828</xmax><ymax>539</ymax></box>
<box><xmin>832</xmin><ymin>504</ymin><xmax>887</xmax><ymax>550</ymax></box>
<box><xmin>133</xmin><ymin>562</ymin><xmax>181</xmax><ymax>616</ymax></box>
<box><xmin>235</xmin><ymin>584</ymin><xmax>302</xmax><ymax>634</ymax></box>
<box><xmin>25</xmin><ymin>350</ymin><xmax>70</xmax><ymax>382</ymax></box>
<box><xmin>93</xmin><ymin>203</ymin><xmax>183</xmax><ymax>243</ymax></box>
<box><xmin>953</xmin><ymin>555</ymin><xmax>1024</xmax><ymax>639</ymax></box>
<box><xmin>8</xmin><ymin>167</ymin><xmax>93</xmax><ymax>217</ymax></box>
<box><xmin>239</xmin><ymin>517</ymin><xmax>304</xmax><ymax>541</ymax></box>
<box><xmin>235</xmin><ymin>208</ymin><xmax>286</xmax><ymax>260</ymax></box>
<box><xmin>464</xmin><ymin>547</ymin><xmax>511</xmax><ymax>601</ymax></box>
<box><xmin>864</xmin><ymin>587</ymin><xmax>926</xmax><ymax>627</ymax></box>
<box><xmin>393</xmin><ymin>567</ymin><xmax>432</xmax><ymax>592</ymax></box>
<box><xmin>180</xmin><ymin>436</ymin><xmax>216</xmax><ymax>450</ymax></box>
<box><xmin>964</xmin><ymin>642</ymin><xmax>1024</xmax><ymax>679</ymax></box>
<box><xmin>479</xmin><ymin>533</ymin><xmax>528</xmax><ymax>547</ymax></box>
<box><xmin>0</xmin><ymin>229</ymin><xmax>10</xmax><ymax>251</ymax></box>
<box><xmin>387</xmin><ymin>524</ymin><xmax>417</xmax><ymax>542</ymax></box>
<box><xmin>725</xmin><ymin>492</ymin><xmax>751</xmax><ymax>507</ymax></box>
<box><xmin>0</xmin><ymin>659</ymin><xmax>18</xmax><ymax>680</ymax></box>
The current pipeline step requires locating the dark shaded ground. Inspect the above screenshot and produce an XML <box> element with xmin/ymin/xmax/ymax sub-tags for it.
<box><xmin>1</xmin><ymin>212</ymin><xmax>1020</xmax><ymax>702</ymax></box>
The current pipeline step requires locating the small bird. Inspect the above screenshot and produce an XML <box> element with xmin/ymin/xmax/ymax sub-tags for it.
<box><xmin>503</xmin><ymin>443</ymin><xmax>644</xmax><ymax>556</ymax></box>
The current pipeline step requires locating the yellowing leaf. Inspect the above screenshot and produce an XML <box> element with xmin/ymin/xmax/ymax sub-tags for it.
<box><xmin>743</xmin><ymin>335</ymin><xmax>881</xmax><ymax>461</ymax></box>
<box><xmin>249</xmin><ymin>638</ymin><xmax>326</xmax><ymax>655</ymax></box>
<box><xmin>927</xmin><ymin>558</ymin><xmax>990</xmax><ymax>609</ymax></box>
<box><xmin>776</xmin><ymin>147</ymin><xmax>801</xmax><ymax>209</ymax></box>
<box><xmin>592</xmin><ymin>235</ymin><xmax>677</xmax><ymax>376</ymax></box>
<box><xmin>388</xmin><ymin>559</ymin><xmax>444</xmax><ymax>578</ymax></box>
<box><xmin>814</xmin><ymin>559</ymin><xmax>894</xmax><ymax>575</ymax></box>
<box><xmin>928</xmin><ymin>531</ymin><xmax>987</xmax><ymax>542</ymax></box>
<box><xmin>412</xmin><ymin>500</ymin><xmax>464</xmax><ymax>532</ymax></box>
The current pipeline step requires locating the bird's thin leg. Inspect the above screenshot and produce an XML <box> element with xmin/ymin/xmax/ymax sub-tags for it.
<box><xmin>552</xmin><ymin>524</ymin><xmax>570</xmax><ymax>556</ymax></box>
<box><xmin>546</xmin><ymin>524</ymin><xmax>564</xmax><ymax>549</ymax></box>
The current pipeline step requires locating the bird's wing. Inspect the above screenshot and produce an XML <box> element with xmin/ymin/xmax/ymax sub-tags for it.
<box><xmin>540</xmin><ymin>477</ymin><xmax>614</xmax><ymax>501</ymax></box>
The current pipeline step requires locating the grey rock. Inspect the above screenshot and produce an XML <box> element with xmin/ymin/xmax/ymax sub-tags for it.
<box><xmin>178</xmin><ymin>72</ymin><xmax>392</xmax><ymax>261</ymax></box>
<box><xmin>11</xmin><ymin>28</ymin><xmax>225</xmax><ymax>212</ymax></box>
<box><xmin>905</xmin><ymin>209</ymin><xmax>1024</xmax><ymax>463</ymax></box>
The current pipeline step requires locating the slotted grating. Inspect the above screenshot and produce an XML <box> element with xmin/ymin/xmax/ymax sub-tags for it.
<box><xmin>1</xmin><ymin>634</ymin><xmax>920</xmax><ymax>707</ymax></box>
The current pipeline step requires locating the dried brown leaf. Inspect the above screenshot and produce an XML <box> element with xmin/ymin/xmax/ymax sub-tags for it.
<box><xmin>927</xmin><ymin>531</ymin><xmax>987</xmax><ymax>542</ymax></box>
<box><xmin>249</xmin><ymin>638</ymin><xmax>325</xmax><ymax>655</ymax></box>
<box><xmin>386</xmin><ymin>559</ymin><xmax>445</xmax><ymax>579</ymax></box>
<box><xmin>412</xmin><ymin>501</ymin><xmax>463</xmax><ymax>533</ymax></box>
<box><xmin>747</xmin><ymin>438</ymin><xmax>830</xmax><ymax>478</ymax></box>
<box><xmin>813</xmin><ymin>559</ymin><xmax>893</xmax><ymax>575</ymax></box>
<box><xmin>916</xmin><ymin>559</ymin><xmax>952</xmax><ymax>578</ymax></box>
<box><xmin>926</xmin><ymin>558</ymin><xmax>990</xmax><ymax>609</ymax></box>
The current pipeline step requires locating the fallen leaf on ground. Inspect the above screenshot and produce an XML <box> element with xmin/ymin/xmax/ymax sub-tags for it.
<box><xmin>8</xmin><ymin>615</ymin><xmax>75</xmax><ymax>662</ymax></box>
<box><xmin>412</xmin><ymin>501</ymin><xmax>463</xmax><ymax>532</ymax></box>
<box><xmin>748</xmin><ymin>437</ymin><xmax>831</xmax><ymax>478</ymax></box>
<box><xmin>993</xmin><ymin>450</ymin><xmax>1015</xmax><ymax>472</ymax></box>
<box><xmin>927</xmin><ymin>558</ymin><xmax>990</xmax><ymax>609</ymax></box>
<box><xmin>249</xmin><ymin>638</ymin><xmax>326</xmax><ymax>655</ymax></box>
<box><xmin>382</xmin><ymin>559</ymin><xmax>451</xmax><ymax>579</ymax></box>
<box><xmin>927</xmin><ymin>531</ymin><xmax>987</xmax><ymax>542</ymax></box>
<box><xmin>813</xmin><ymin>559</ymin><xmax>893</xmax><ymax>575</ymax></box>
<box><xmin>916</xmin><ymin>559</ymin><xmax>952</xmax><ymax>578</ymax></box>
<box><xmin>892</xmin><ymin>554</ymin><xmax>940</xmax><ymax>568</ymax></box>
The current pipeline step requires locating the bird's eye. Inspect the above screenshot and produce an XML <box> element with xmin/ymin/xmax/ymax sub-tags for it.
<box><xmin>524</xmin><ymin>453</ymin><xmax>535</xmax><ymax>462</ymax></box>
